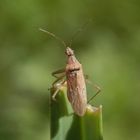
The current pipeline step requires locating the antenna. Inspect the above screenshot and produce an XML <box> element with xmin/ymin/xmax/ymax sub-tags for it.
<box><xmin>39</xmin><ymin>28</ymin><xmax>67</xmax><ymax>48</ymax></box>
<box><xmin>69</xmin><ymin>18</ymin><xmax>93</xmax><ymax>47</ymax></box>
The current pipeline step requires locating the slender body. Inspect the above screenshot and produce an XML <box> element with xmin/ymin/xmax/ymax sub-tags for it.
<box><xmin>39</xmin><ymin>28</ymin><xmax>100</xmax><ymax>117</ymax></box>
<box><xmin>65</xmin><ymin>47</ymin><xmax>87</xmax><ymax>116</ymax></box>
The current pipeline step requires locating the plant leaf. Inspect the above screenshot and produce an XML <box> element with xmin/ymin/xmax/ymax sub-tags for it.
<box><xmin>51</xmin><ymin>88</ymin><xmax>103</xmax><ymax>140</ymax></box>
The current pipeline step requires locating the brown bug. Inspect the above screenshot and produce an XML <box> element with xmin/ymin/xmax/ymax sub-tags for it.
<box><xmin>40</xmin><ymin>28</ymin><xmax>101</xmax><ymax>116</ymax></box>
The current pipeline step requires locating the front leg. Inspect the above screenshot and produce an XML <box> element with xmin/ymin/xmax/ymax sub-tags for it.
<box><xmin>51</xmin><ymin>77</ymin><xmax>66</xmax><ymax>101</ymax></box>
<box><xmin>52</xmin><ymin>68</ymin><xmax>65</xmax><ymax>78</ymax></box>
<box><xmin>51</xmin><ymin>68</ymin><xmax>66</xmax><ymax>101</ymax></box>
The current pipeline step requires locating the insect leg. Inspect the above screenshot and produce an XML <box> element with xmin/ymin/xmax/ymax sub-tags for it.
<box><xmin>52</xmin><ymin>68</ymin><xmax>65</xmax><ymax>78</ymax></box>
<box><xmin>84</xmin><ymin>75</ymin><xmax>101</xmax><ymax>103</ymax></box>
<box><xmin>52</xmin><ymin>75</ymin><xmax>65</xmax><ymax>85</ymax></box>
<box><xmin>51</xmin><ymin>76</ymin><xmax>66</xmax><ymax>101</ymax></box>
<box><xmin>50</xmin><ymin>69</ymin><xmax>66</xmax><ymax>101</ymax></box>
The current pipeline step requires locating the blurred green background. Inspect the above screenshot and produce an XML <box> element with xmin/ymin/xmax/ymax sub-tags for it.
<box><xmin>0</xmin><ymin>0</ymin><xmax>140</xmax><ymax>140</ymax></box>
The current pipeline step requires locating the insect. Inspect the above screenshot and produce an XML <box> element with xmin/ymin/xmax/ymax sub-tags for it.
<box><xmin>40</xmin><ymin>28</ymin><xmax>101</xmax><ymax>116</ymax></box>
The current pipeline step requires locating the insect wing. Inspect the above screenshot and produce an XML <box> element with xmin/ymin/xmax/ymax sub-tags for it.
<box><xmin>67</xmin><ymin>69</ymin><xmax>87</xmax><ymax>116</ymax></box>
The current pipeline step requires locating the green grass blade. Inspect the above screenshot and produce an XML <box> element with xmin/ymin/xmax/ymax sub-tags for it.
<box><xmin>51</xmin><ymin>88</ymin><xmax>103</xmax><ymax>140</ymax></box>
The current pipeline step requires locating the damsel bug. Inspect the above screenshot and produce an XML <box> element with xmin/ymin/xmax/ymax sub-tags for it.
<box><xmin>40</xmin><ymin>28</ymin><xmax>101</xmax><ymax>116</ymax></box>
